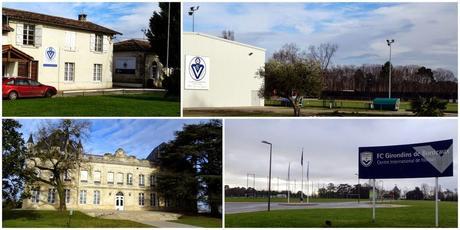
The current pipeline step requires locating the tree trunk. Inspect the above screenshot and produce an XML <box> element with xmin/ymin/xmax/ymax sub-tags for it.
<box><xmin>55</xmin><ymin>177</ymin><xmax>67</xmax><ymax>212</ymax></box>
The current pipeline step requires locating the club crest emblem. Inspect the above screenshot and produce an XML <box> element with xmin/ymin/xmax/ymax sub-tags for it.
<box><xmin>360</xmin><ymin>151</ymin><xmax>373</xmax><ymax>167</ymax></box>
<box><xmin>45</xmin><ymin>47</ymin><xmax>56</xmax><ymax>61</ymax></box>
<box><xmin>189</xmin><ymin>56</ymin><xmax>206</xmax><ymax>81</ymax></box>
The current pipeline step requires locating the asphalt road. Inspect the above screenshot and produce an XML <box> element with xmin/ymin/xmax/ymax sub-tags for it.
<box><xmin>225</xmin><ymin>201</ymin><xmax>407</xmax><ymax>214</ymax></box>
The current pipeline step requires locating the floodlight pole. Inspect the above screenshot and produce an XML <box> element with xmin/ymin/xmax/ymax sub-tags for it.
<box><xmin>355</xmin><ymin>173</ymin><xmax>360</xmax><ymax>203</ymax></box>
<box><xmin>165</xmin><ymin>2</ymin><xmax>171</xmax><ymax>76</ymax></box>
<box><xmin>372</xmin><ymin>179</ymin><xmax>376</xmax><ymax>222</ymax></box>
<box><xmin>301</xmin><ymin>148</ymin><xmax>304</xmax><ymax>203</ymax></box>
<box><xmin>262</xmin><ymin>141</ymin><xmax>273</xmax><ymax>211</ymax></box>
<box><xmin>287</xmin><ymin>162</ymin><xmax>291</xmax><ymax>203</ymax></box>
<box><xmin>386</xmin><ymin>39</ymin><xmax>395</xmax><ymax>98</ymax></box>
<box><xmin>435</xmin><ymin>177</ymin><xmax>439</xmax><ymax>227</ymax></box>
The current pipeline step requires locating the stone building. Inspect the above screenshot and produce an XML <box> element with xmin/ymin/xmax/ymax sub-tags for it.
<box><xmin>22</xmin><ymin>137</ymin><xmax>163</xmax><ymax>211</ymax></box>
<box><xmin>113</xmin><ymin>39</ymin><xmax>163</xmax><ymax>88</ymax></box>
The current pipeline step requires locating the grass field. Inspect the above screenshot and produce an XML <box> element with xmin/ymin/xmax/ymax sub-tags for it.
<box><xmin>2</xmin><ymin>93</ymin><xmax>180</xmax><ymax>117</ymax></box>
<box><xmin>226</xmin><ymin>197</ymin><xmax>361</xmax><ymax>203</ymax></box>
<box><xmin>225</xmin><ymin>200</ymin><xmax>458</xmax><ymax>228</ymax></box>
<box><xmin>169</xmin><ymin>215</ymin><xmax>222</xmax><ymax>228</ymax></box>
<box><xmin>2</xmin><ymin>209</ymin><xmax>151</xmax><ymax>227</ymax></box>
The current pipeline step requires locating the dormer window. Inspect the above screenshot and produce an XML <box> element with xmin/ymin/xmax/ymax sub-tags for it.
<box><xmin>23</xmin><ymin>24</ymin><xmax>35</xmax><ymax>46</ymax></box>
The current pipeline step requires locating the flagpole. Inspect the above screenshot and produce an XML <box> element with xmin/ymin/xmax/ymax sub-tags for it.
<box><xmin>301</xmin><ymin>148</ymin><xmax>304</xmax><ymax>203</ymax></box>
<box><xmin>307</xmin><ymin>161</ymin><xmax>310</xmax><ymax>204</ymax></box>
<box><xmin>287</xmin><ymin>162</ymin><xmax>290</xmax><ymax>203</ymax></box>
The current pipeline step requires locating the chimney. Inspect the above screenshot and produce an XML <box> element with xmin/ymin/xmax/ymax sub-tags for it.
<box><xmin>78</xmin><ymin>13</ymin><xmax>87</xmax><ymax>21</ymax></box>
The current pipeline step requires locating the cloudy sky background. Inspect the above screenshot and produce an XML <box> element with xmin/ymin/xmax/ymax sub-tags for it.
<box><xmin>2</xmin><ymin>2</ymin><xmax>159</xmax><ymax>41</ymax></box>
<box><xmin>225</xmin><ymin>119</ymin><xmax>458</xmax><ymax>193</ymax></box>
<box><xmin>17</xmin><ymin>119</ymin><xmax>209</xmax><ymax>159</ymax></box>
<box><xmin>184</xmin><ymin>2</ymin><xmax>458</xmax><ymax>76</ymax></box>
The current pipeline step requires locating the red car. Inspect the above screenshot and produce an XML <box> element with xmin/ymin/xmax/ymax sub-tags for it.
<box><xmin>2</xmin><ymin>77</ymin><xmax>57</xmax><ymax>100</ymax></box>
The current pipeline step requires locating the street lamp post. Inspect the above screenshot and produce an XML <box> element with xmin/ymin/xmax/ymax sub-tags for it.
<box><xmin>262</xmin><ymin>140</ymin><xmax>272</xmax><ymax>211</ymax></box>
<box><xmin>188</xmin><ymin>6</ymin><xmax>200</xmax><ymax>32</ymax></box>
<box><xmin>386</xmin><ymin>39</ymin><xmax>395</xmax><ymax>98</ymax></box>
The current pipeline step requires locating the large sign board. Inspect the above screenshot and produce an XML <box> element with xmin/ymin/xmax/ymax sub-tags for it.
<box><xmin>359</xmin><ymin>139</ymin><xmax>453</xmax><ymax>179</ymax></box>
<box><xmin>115</xmin><ymin>57</ymin><xmax>136</xmax><ymax>74</ymax></box>
<box><xmin>43</xmin><ymin>47</ymin><xmax>58</xmax><ymax>67</ymax></box>
<box><xmin>185</xmin><ymin>55</ymin><xmax>210</xmax><ymax>90</ymax></box>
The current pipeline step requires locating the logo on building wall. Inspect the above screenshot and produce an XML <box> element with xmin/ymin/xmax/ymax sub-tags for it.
<box><xmin>43</xmin><ymin>47</ymin><xmax>58</xmax><ymax>67</ymax></box>
<box><xmin>360</xmin><ymin>151</ymin><xmax>373</xmax><ymax>167</ymax></box>
<box><xmin>185</xmin><ymin>55</ymin><xmax>210</xmax><ymax>90</ymax></box>
<box><xmin>189</xmin><ymin>57</ymin><xmax>206</xmax><ymax>81</ymax></box>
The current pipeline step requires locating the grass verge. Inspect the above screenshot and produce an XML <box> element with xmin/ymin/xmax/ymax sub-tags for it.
<box><xmin>169</xmin><ymin>215</ymin><xmax>222</xmax><ymax>228</ymax></box>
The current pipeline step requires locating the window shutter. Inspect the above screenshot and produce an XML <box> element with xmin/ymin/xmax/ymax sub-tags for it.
<box><xmin>70</xmin><ymin>32</ymin><xmax>76</xmax><ymax>51</ymax></box>
<box><xmin>90</xmin><ymin>34</ymin><xmax>95</xmax><ymax>52</ymax></box>
<box><xmin>16</xmin><ymin>23</ymin><xmax>23</xmax><ymax>45</ymax></box>
<box><xmin>64</xmin><ymin>32</ymin><xmax>71</xmax><ymax>50</ymax></box>
<box><xmin>34</xmin><ymin>25</ymin><xmax>42</xmax><ymax>47</ymax></box>
<box><xmin>103</xmin><ymin>35</ymin><xmax>108</xmax><ymax>53</ymax></box>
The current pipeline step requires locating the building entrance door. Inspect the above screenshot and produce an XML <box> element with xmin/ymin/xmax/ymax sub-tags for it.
<box><xmin>115</xmin><ymin>192</ymin><xmax>124</xmax><ymax>211</ymax></box>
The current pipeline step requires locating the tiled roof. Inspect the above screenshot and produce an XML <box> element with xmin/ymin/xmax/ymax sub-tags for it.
<box><xmin>2</xmin><ymin>7</ymin><xmax>121</xmax><ymax>35</ymax></box>
<box><xmin>114</xmin><ymin>39</ymin><xmax>151</xmax><ymax>52</ymax></box>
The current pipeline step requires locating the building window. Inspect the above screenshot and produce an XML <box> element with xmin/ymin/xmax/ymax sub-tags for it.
<box><xmin>93</xmin><ymin>190</ymin><xmax>100</xmax><ymax>205</ymax></box>
<box><xmin>31</xmin><ymin>188</ymin><xmax>40</xmax><ymax>203</ymax></box>
<box><xmin>64</xmin><ymin>62</ymin><xmax>75</xmax><ymax>82</ymax></box>
<box><xmin>95</xmin><ymin>34</ymin><xmax>103</xmax><ymax>52</ymax></box>
<box><xmin>150</xmin><ymin>193</ymin><xmax>156</xmax><ymax>207</ymax></box>
<box><xmin>127</xmin><ymin>173</ymin><xmax>133</xmax><ymax>185</ymax></box>
<box><xmin>138</xmin><ymin>193</ymin><xmax>144</xmax><ymax>206</ymax></box>
<box><xmin>64</xmin><ymin>189</ymin><xmax>70</xmax><ymax>204</ymax></box>
<box><xmin>47</xmin><ymin>188</ymin><xmax>56</xmax><ymax>204</ymax></box>
<box><xmin>117</xmin><ymin>173</ymin><xmax>123</xmax><ymax>185</ymax></box>
<box><xmin>93</xmin><ymin>64</ymin><xmax>102</xmax><ymax>82</ymax></box>
<box><xmin>79</xmin><ymin>190</ymin><xmax>87</xmax><ymax>204</ymax></box>
<box><xmin>107</xmin><ymin>172</ymin><xmax>114</xmax><ymax>184</ymax></box>
<box><xmin>94</xmin><ymin>171</ymin><xmax>101</xmax><ymax>184</ymax></box>
<box><xmin>80</xmin><ymin>170</ymin><xmax>88</xmax><ymax>182</ymax></box>
<box><xmin>139</xmin><ymin>174</ymin><xmax>145</xmax><ymax>186</ymax></box>
<box><xmin>23</xmin><ymin>24</ymin><xmax>35</xmax><ymax>46</ymax></box>
<box><xmin>150</xmin><ymin>175</ymin><xmax>157</xmax><ymax>187</ymax></box>
<box><xmin>64</xmin><ymin>170</ymin><xmax>71</xmax><ymax>181</ymax></box>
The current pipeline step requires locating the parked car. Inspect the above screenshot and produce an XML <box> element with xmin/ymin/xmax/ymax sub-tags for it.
<box><xmin>2</xmin><ymin>77</ymin><xmax>57</xmax><ymax>100</ymax></box>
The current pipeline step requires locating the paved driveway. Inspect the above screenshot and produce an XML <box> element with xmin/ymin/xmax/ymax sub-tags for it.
<box><xmin>225</xmin><ymin>201</ymin><xmax>408</xmax><ymax>214</ymax></box>
<box><xmin>81</xmin><ymin>209</ymin><xmax>198</xmax><ymax>228</ymax></box>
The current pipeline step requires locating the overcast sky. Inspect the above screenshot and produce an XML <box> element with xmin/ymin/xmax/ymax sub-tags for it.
<box><xmin>3</xmin><ymin>2</ymin><xmax>159</xmax><ymax>41</ymax></box>
<box><xmin>184</xmin><ymin>2</ymin><xmax>458</xmax><ymax>77</ymax></box>
<box><xmin>225</xmin><ymin>119</ymin><xmax>458</xmax><ymax>193</ymax></box>
<box><xmin>17</xmin><ymin>119</ymin><xmax>208</xmax><ymax>159</ymax></box>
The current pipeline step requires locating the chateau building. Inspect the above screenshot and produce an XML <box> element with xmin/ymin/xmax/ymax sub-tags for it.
<box><xmin>2</xmin><ymin>8</ymin><xmax>120</xmax><ymax>91</ymax></box>
<box><xmin>22</xmin><ymin>137</ymin><xmax>163</xmax><ymax>211</ymax></box>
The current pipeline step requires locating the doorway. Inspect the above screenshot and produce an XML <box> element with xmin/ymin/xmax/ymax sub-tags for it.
<box><xmin>115</xmin><ymin>192</ymin><xmax>124</xmax><ymax>211</ymax></box>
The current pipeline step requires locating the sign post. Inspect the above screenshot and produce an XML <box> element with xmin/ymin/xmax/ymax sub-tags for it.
<box><xmin>358</xmin><ymin>139</ymin><xmax>453</xmax><ymax>226</ymax></box>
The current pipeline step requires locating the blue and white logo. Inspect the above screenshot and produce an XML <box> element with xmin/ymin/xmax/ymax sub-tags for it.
<box><xmin>189</xmin><ymin>56</ymin><xmax>206</xmax><ymax>81</ymax></box>
<box><xmin>45</xmin><ymin>47</ymin><xmax>56</xmax><ymax>61</ymax></box>
<box><xmin>360</xmin><ymin>151</ymin><xmax>373</xmax><ymax>167</ymax></box>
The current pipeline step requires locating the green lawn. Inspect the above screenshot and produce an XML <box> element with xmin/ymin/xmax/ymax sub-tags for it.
<box><xmin>225</xmin><ymin>200</ymin><xmax>458</xmax><ymax>228</ymax></box>
<box><xmin>169</xmin><ymin>215</ymin><xmax>222</xmax><ymax>228</ymax></box>
<box><xmin>2</xmin><ymin>209</ymin><xmax>151</xmax><ymax>227</ymax></box>
<box><xmin>2</xmin><ymin>93</ymin><xmax>180</xmax><ymax>117</ymax></box>
<box><xmin>226</xmin><ymin>197</ymin><xmax>361</xmax><ymax>203</ymax></box>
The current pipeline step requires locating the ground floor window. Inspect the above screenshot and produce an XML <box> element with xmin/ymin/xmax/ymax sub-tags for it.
<box><xmin>47</xmin><ymin>188</ymin><xmax>56</xmax><ymax>204</ymax></box>
<box><xmin>79</xmin><ymin>190</ymin><xmax>87</xmax><ymax>204</ymax></box>
<box><xmin>150</xmin><ymin>193</ymin><xmax>156</xmax><ymax>207</ymax></box>
<box><xmin>93</xmin><ymin>190</ymin><xmax>100</xmax><ymax>205</ymax></box>
<box><xmin>93</xmin><ymin>64</ymin><xmax>102</xmax><ymax>82</ymax></box>
<box><xmin>138</xmin><ymin>193</ymin><xmax>144</xmax><ymax>206</ymax></box>
<box><xmin>31</xmin><ymin>188</ymin><xmax>40</xmax><ymax>203</ymax></box>
<box><xmin>64</xmin><ymin>189</ymin><xmax>70</xmax><ymax>204</ymax></box>
<box><xmin>64</xmin><ymin>62</ymin><xmax>75</xmax><ymax>82</ymax></box>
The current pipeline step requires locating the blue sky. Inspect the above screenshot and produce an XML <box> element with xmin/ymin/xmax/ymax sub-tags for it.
<box><xmin>184</xmin><ymin>2</ymin><xmax>458</xmax><ymax>76</ymax></box>
<box><xmin>17</xmin><ymin>119</ymin><xmax>210</xmax><ymax>159</ymax></box>
<box><xmin>2</xmin><ymin>2</ymin><xmax>159</xmax><ymax>40</ymax></box>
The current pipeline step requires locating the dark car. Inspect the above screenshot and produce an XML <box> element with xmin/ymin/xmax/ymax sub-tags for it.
<box><xmin>2</xmin><ymin>77</ymin><xmax>57</xmax><ymax>100</ymax></box>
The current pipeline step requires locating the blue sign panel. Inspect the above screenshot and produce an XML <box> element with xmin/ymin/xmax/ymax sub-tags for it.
<box><xmin>359</xmin><ymin>139</ymin><xmax>453</xmax><ymax>179</ymax></box>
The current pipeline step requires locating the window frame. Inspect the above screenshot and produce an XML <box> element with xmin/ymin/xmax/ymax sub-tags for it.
<box><xmin>138</xmin><ymin>192</ymin><xmax>145</xmax><ymax>206</ymax></box>
<box><xmin>107</xmin><ymin>172</ymin><xmax>114</xmax><ymax>184</ymax></box>
<box><xmin>23</xmin><ymin>24</ymin><xmax>35</xmax><ymax>46</ymax></box>
<box><xmin>64</xmin><ymin>62</ymin><xmax>75</xmax><ymax>82</ymax></box>
<box><xmin>127</xmin><ymin>173</ymin><xmax>133</xmax><ymax>185</ymax></box>
<box><xmin>93</xmin><ymin>64</ymin><xmax>102</xmax><ymax>82</ymax></box>
<box><xmin>139</xmin><ymin>174</ymin><xmax>145</xmax><ymax>186</ymax></box>
<box><xmin>64</xmin><ymin>189</ymin><xmax>70</xmax><ymax>204</ymax></box>
<box><xmin>94</xmin><ymin>34</ymin><xmax>103</xmax><ymax>52</ymax></box>
<box><xmin>79</xmin><ymin>190</ymin><xmax>87</xmax><ymax>204</ymax></box>
<box><xmin>93</xmin><ymin>170</ymin><xmax>101</xmax><ymax>184</ymax></box>
<box><xmin>47</xmin><ymin>188</ymin><xmax>56</xmax><ymax>204</ymax></box>
<box><xmin>80</xmin><ymin>170</ymin><xmax>88</xmax><ymax>182</ymax></box>
<box><xmin>31</xmin><ymin>188</ymin><xmax>40</xmax><ymax>203</ymax></box>
<box><xmin>93</xmin><ymin>190</ymin><xmax>100</xmax><ymax>205</ymax></box>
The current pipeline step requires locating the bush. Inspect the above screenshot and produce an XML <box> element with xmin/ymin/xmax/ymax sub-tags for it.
<box><xmin>410</xmin><ymin>96</ymin><xmax>447</xmax><ymax>116</ymax></box>
<box><xmin>162</xmin><ymin>69</ymin><xmax>180</xmax><ymax>97</ymax></box>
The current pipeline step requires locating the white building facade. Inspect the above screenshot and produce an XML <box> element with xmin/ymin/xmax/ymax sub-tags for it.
<box><xmin>182</xmin><ymin>32</ymin><xmax>265</xmax><ymax>108</ymax></box>
<box><xmin>2</xmin><ymin>8</ymin><xmax>120</xmax><ymax>91</ymax></box>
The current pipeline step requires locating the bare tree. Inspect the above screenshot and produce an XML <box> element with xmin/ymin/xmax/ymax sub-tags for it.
<box><xmin>308</xmin><ymin>43</ymin><xmax>338</xmax><ymax>72</ymax></box>
<box><xmin>25</xmin><ymin>119</ymin><xmax>90</xmax><ymax>211</ymax></box>
<box><xmin>273</xmin><ymin>43</ymin><xmax>302</xmax><ymax>64</ymax></box>
<box><xmin>222</xmin><ymin>30</ymin><xmax>235</xmax><ymax>41</ymax></box>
